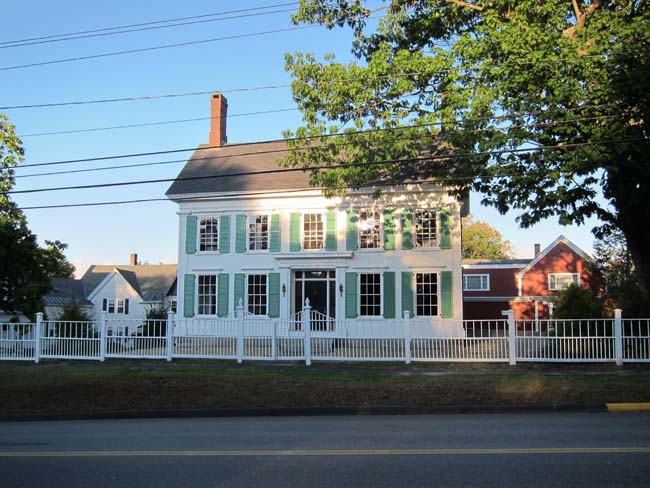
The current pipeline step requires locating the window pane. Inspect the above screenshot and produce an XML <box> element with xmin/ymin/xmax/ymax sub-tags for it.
<box><xmin>415</xmin><ymin>210</ymin><xmax>437</xmax><ymax>247</ymax></box>
<box><xmin>247</xmin><ymin>274</ymin><xmax>268</xmax><ymax>315</ymax></box>
<box><xmin>198</xmin><ymin>275</ymin><xmax>217</xmax><ymax>315</ymax></box>
<box><xmin>199</xmin><ymin>217</ymin><xmax>219</xmax><ymax>252</ymax></box>
<box><xmin>416</xmin><ymin>273</ymin><xmax>438</xmax><ymax>316</ymax></box>
<box><xmin>248</xmin><ymin>215</ymin><xmax>269</xmax><ymax>250</ymax></box>
<box><xmin>359</xmin><ymin>273</ymin><xmax>381</xmax><ymax>316</ymax></box>
<box><xmin>303</xmin><ymin>213</ymin><xmax>324</xmax><ymax>250</ymax></box>
<box><xmin>359</xmin><ymin>211</ymin><xmax>382</xmax><ymax>249</ymax></box>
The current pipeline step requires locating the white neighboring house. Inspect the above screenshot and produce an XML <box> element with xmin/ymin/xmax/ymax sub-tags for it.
<box><xmin>166</xmin><ymin>94</ymin><xmax>465</xmax><ymax>326</ymax></box>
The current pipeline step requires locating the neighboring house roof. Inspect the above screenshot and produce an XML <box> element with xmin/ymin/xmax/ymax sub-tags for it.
<box><xmin>43</xmin><ymin>278</ymin><xmax>93</xmax><ymax>307</ymax></box>
<box><xmin>81</xmin><ymin>264</ymin><xmax>178</xmax><ymax>302</ymax></box>
<box><xmin>462</xmin><ymin>258</ymin><xmax>530</xmax><ymax>268</ymax></box>
<box><xmin>515</xmin><ymin>235</ymin><xmax>593</xmax><ymax>279</ymax></box>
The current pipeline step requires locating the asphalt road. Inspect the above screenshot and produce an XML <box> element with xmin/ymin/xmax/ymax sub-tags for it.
<box><xmin>1</xmin><ymin>413</ymin><xmax>649</xmax><ymax>487</ymax></box>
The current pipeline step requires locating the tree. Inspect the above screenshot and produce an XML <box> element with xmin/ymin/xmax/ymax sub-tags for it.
<box><xmin>0</xmin><ymin>115</ymin><xmax>75</xmax><ymax>318</ymax></box>
<box><xmin>282</xmin><ymin>1</ymin><xmax>650</xmax><ymax>291</ymax></box>
<box><xmin>553</xmin><ymin>284</ymin><xmax>603</xmax><ymax>319</ymax></box>
<box><xmin>462</xmin><ymin>215</ymin><xmax>513</xmax><ymax>259</ymax></box>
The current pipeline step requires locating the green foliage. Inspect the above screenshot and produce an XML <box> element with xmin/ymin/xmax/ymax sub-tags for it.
<box><xmin>139</xmin><ymin>305</ymin><xmax>168</xmax><ymax>337</ymax></box>
<box><xmin>57</xmin><ymin>301</ymin><xmax>92</xmax><ymax>322</ymax></box>
<box><xmin>553</xmin><ymin>284</ymin><xmax>603</xmax><ymax>319</ymax></box>
<box><xmin>41</xmin><ymin>240</ymin><xmax>75</xmax><ymax>279</ymax></box>
<box><xmin>284</xmin><ymin>1</ymin><xmax>650</xmax><ymax>290</ymax></box>
<box><xmin>462</xmin><ymin>215</ymin><xmax>513</xmax><ymax>259</ymax></box>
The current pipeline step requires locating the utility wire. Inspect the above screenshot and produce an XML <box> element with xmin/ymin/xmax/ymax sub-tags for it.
<box><xmin>7</xmin><ymin>138</ymin><xmax>644</xmax><ymax>195</ymax></box>
<box><xmin>14</xmin><ymin>113</ymin><xmax>627</xmax><ymax>179</ymax></box>
<box><xmin>1</xmin><ymin>6</ymin><xmax>298</xmax><ymax>48</ymax></box>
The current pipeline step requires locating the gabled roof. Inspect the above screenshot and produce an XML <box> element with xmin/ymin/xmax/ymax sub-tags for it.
<box><xmin>515</xmin><ymin>235</ymin><xmax>593</xmax><ymax>278</ymax></box>
<box><xmin>43</xmin><ymin>278</ymin><xmax>93</xmax><ymax>307</ymax></box>
<box><xmin>81</xmin><ymin>264</ymin><xmax>177</xmax><ymax>302</ymax></box>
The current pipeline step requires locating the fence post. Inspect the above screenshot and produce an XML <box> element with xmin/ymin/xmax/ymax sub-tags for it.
<box><xmin>166</xmin><ymin>311</ymin><xmax>174</xmax><ymax>362</ymax></box>
<box><xmin>404</xmin><ymin>311</ymin><xmax>411</xmax><ymax>364</ymax></box>
<box><xmin>99</xmin><ymin>312</ymin><xmax>107</xmax><ymax>362</ymax></box>
<box><xmin>35</xmin><ymin>312</ymin><xmax>43</xmax><ymax>364</ymax></box>
<box><xmin>236</xmin><ymin>299</ymin><xmax>244</xmax><ymax>364</ymax></box>
<box><xmin>502</xmin><ymin>310</ymin><xmax>516</xmax><ymax>366</ymax></box>
<box><xmin>271</xmin><ymin>321</ymin><xmax>277</xmax><ymax>361</ymax></box>
<box><xmin>614</xmin><ymin>308</ymin><xmax>623</xmax><ymax>366</ymax></box>
<box><xmin>303</xmin><ymin>298</ymin><xmax>312</xmax><ymax>366</ymax></box>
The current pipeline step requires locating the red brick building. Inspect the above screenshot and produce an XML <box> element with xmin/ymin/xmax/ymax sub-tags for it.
<box><xmin>462</xmin><ymin>236</ymin><xmax>602</xmax><ymax>320</ymax></box>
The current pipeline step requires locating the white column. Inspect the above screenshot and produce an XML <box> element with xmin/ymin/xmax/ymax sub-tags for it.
<box><xmin>34</xmin><ymin>312</ymin><xmax>43</xmax><ymax>364</ymax></box>
<box><xmin>99</xmin><ymin>312</ymin><xmax>107</xmax><ymax>362</ymax></box>
<box><xmin>236</xmin><ymin>299</ymin><xmax>244</xmax><ymax>364</ymax></box>
<box><xmin>404</xmin><ymin>310</ymin><xmax>411</xmax><ymax>364</ymax></box>
<box><xmin>502</xmin><ymin>310</ymin><xmax>516</xmax><ymax>366</ymax></box>
<box><xmin>614</xmin><ymin>308</ymin><xmax>623</xmax><ymax>366</ymax></box>
<box><xmin>303</xmin><ymin>298</ymin><xmax>312</xmax><ymax>366</ymax></box>
<box><xmin>166</xmin><ymin>311</ymin><xmax>174</xmax><ymax>362</ymax></box>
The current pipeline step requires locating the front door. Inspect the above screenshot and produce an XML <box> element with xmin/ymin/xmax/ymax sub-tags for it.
<box><xmin>294</xmin><ymin>270</ymin><xmax>336</xmax><ymax>329</ymax></box>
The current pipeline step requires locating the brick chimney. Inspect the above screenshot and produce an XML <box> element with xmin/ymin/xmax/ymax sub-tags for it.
<box><xmin>534</xmin><ymin>243</ymin><xmax>541</xmax><ymax>257</ymax></box>
<box><xmin>130</xmin><ymin>253</ymin><xmax>138</xmax><ymax>266</ymax></box>
<box><xmin>209</xmin><ymin>93</ymin><xmax>228</xmax><ymax>147</ymax></box>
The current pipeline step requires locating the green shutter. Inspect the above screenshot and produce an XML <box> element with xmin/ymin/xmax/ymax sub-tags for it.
<box><xmin>401</xmin><ymin>272</ymin><xmax>413</xmax><ymax>317</ymax></box>
<box><xmin>383</xmin><ymin>272</ymin><xmax>396</xmax><ymax>318</ymax></box>
<box><xmin>217</xmin><ymin>273</ymin><xmax>229</xmax><ymax>317</ymax></box>
<box><xmin>185</xmin><ymin>216</ymin><xmax>197</xmax><ymax>254</ymax></box>
<box><xmin>345</xmin><ymin>272</ymin><xmax>358</xmax><ymax>318</ymax></box>
<box><xmin>234</xmin><ymin>273</ymin><xmax>245</xmax><ymax>312</ymax></box>
<box><xmin>290</xmin><ymin>213</ymin><xmax>301</xmax><ymax>252</ymax></box>
<box><xmin>346</xmin><ymin>211</ymin><xmax>357</xmax><ymax>251</ymax></box>
<box><xmin>325</xmin><ymin>211</ymin><xmax>337</xmax><ymax>251</ymax></box>
<box><xmin>183</xmin><ymin>274</ymin><xmax>195</xmax><ymax>318</ymax></box>
<box><xmin>270</xmin><ymin>214</ymin><xmax>281</xmax><ymax>252</ymax></box>
<box><xmin>440</xmin><ymin>208</ymin><xmax>452</xmax><ymax>249</ymax></box>
<box><xmin>219</xmin><ymin>215</ymin><xmax>230</xmax><ymax>253</ymax></box>
<box><xmin>401</xmin><ymin>210</ymin><xmax>413</xmax><ymax>250</ymax></box>
<box><xmin>384</xmin><ymin>210</ymin><xmax>395</xmax><ymax>250</ymax></box>
<box><xmin>441</xmin><ymin>271</ymin><xmax>453</xmax><ymax>318</ymax></box>
<box><xmin>235</xmin><ymin>214</ymin><xmax>247</xmax><ymax>253</ymax></box>
<box><xmin>268</xmin><ymin>273</ymin><xmax>280</xmax><ymax>318</ymax></box>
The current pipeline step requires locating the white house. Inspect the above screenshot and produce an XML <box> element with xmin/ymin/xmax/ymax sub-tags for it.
<box><xmin>166</xmin><ymin>94</ymin><xmax>465</xmax><ymax>327</ymax></box>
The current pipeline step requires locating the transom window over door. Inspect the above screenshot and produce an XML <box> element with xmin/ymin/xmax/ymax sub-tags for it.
<box><xmin>359</xmin><ymin>211</ymin><xmax>382</xmax><ymax>249</ymax></box>
<box><xmin>416</xmin><ymin>273</ymin><xmax>439</xmax><ymax>316</ymax></box>
<box><xmin>359</xmin><ymin>273</ymin><xmax>382</xmax><ymax>316</ymax></box>
<box><xmin>247</xmin><ymin>274</ymin><xmax>268</xmax><ymax>316</ymax></box>
<box><xmin>415</xmin><ymin>210</ymin><xmax>437</xmax><ymax>247</ymax></box>
<box><xmin>197</xmin><ymin>275</ymin><xmax>217</xmax><ymax>315</ymax></box>
<box><xmin>199</xmin><ymin>217</ymin><xmax>219</xmax><ymax>252</ymax></box>
<box><xmin>303</xmin><ymin>213</ymin><xmax>324</xmax><ymax>250</ymax></box>
<box><xmin>249</xmin><ymin>215</ymin><xmax>269</xmax><ymax>250</ymax></box>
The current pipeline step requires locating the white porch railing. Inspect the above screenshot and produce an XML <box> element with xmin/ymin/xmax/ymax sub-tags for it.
<box><xmin>1</xmin><ymin>307</ymin><xmax>649</xmax><ymax>365</ymax></box>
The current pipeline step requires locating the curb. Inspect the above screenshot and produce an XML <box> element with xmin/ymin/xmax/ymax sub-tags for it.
<box><xmin>607</xmin><ymin>403</ymin><xmax>650</xmax><ymax>412</ymax></box>
<box><xmin>0</xmin><ymin>403</ymin><xmax>608</xmax><ymax>422</ymax></box>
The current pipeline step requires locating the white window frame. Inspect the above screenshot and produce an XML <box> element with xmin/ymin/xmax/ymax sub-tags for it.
<box><xmin>196</xmin><ymin>274</ymin><xmax>218</xmax><ymax>316</ymax></box>
<box><xmin>358</xmin><ymin>210</ymin><xmax>383</xmax><ymax>250</ymax></box>
<box><xmin>198</xmin><ymin>216</ymin><xmax>220</xmax><ymax>253</ymax></box>
<box><xmin>358</xmin><ymin>272</ymin><xmax>383</xmax><ymax>317</ymax></box>
<box><xmin>548</xmin><ymin>273</ymin><xmax>580</xmax><ymax>291</ymax></box>
<box><xmin>107</xmin><ymin>299</ymin><xmax>115</xmax><ymax>314</ymax></box>
<box><xmin>168</xmin><ymin>298</ymin><xmax>177</xmax><ymax>314</ymax></box>
<box><xmin>116</xmin><ymin>299</ymin><xmax>125</xmax><ymax>314</ymax></box>
<box><xmin>247</xmin><ymin>214</ymin><xmax>270</xmax><ymax>251</ymax></box>
<box><xmin>414</xmin><ymin>209</ymin><xmax>438</xmax><ymax>248</ymax></box>
<box><xmin>463</xmin><ymin>274</ymin><xmax>490</xmax><ymax>291</ymax></box>
<box><xmin>414</xmin><ymin>272</ymin><xmax>440</xmax><ymax>317</ymax></box>
<box><xmin>302</xmin><ymin>212</ymin><xmax>326</xmax><ymax>251</ymax></box>
<box><xmin>246</xmin><ymin>273</ymin><xmax>269</xmax><ymax>317</ymax></box>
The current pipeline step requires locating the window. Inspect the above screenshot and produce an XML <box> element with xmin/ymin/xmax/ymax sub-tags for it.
<box><xmin>303</xmin><ymin>213</ymin><xmax>324</xmax><ymax>250</ymax></box>
<box><xmin>199</xmin><ymin>217</ymin><xmax>219</xmax><ymax>252</ymax></box>
<box><xmin>247</xmin><ymin>274</ymin><xmax>268</xmax><ymax>316</ymax></box>
<box><xmin>197</xmin><ymin>275</ymin><xmax>217</xmax><ymax>315</ymax></box>
<box><xmin>107</xmin><ymin>299</ymin><xmax>115</xmax><ymax>314</ymax></box>
<box><xmin>463</xmin><ymin>274</ymin><xmax>490</xmax><ymax>291</ymax></box>
<box><xmin>416</xmin><ymin>273</ymin><xmax>439</xmax><ymax>316</ymax></box>
<box><xmin>359</xmin><ymin>273</ymin><xmax>382</xmax><ymax>316</ymax></box>
<box><xmin>168</xmin><ymin>298</ymin><xmax>177</xmax><ymax>313</ymax></box>
<box><xmin>116</xmin><ymin>299</ymin><xmax>124</xmax><ymax>314</ymax></box>
<box><xmin>359</xmin><ymin>211</ymin><xmax>382</xmax><ymax>249</ymax></box>
<box><xmin>249</xmin><ymin>215</ymin><xmax>269</xmax><ymax>251</ymax></box>
<box><xmin>548</xmin><ymin>273</ymin><xmax>580</xmax><ymax>291</ymax></box>
<box><xmin>415</xmin><ymin>209</ymin><xmax>437</xmax><ymax>247</ymax></box>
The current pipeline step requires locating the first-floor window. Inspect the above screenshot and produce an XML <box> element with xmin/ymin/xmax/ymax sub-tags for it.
<box><xmin>247</xmin><ymin>274</ymin><xmax>268</xmax><ymax>316</ymax></box>
<box><xmin>463</xmin><ymin>274</ymin><xmax>490</xmax><ymax>291</ymax></box>
<box><xmin>416</xmin><ymin>273</ymin><xmax>439</xmax><ymax>316</ymax></box>
<box><xmin>199</xmin><ymin>217</ymin><xmax>219</xmax><ymax>252</ymax></box>
<box><xmin>197</xmin><ymin>275</ymin><xmax>217</xmax><ymax>315</ymax></box>
<box><xmin>548</xmin><ymin>273</ymin><xmax>580</xmax><ymax>291</ymax></box>
<box><xmin>249</xmin><ymin>215</ymin><xmax>269</xmax><ymax>250</ymax></box>
<box><xmin>359</xmin><ymin>273</ymin><xmax>382</xmax><ymax>316</ymax></box>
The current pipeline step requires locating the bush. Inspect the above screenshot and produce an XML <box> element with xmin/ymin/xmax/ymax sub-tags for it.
<box><xmin>553</xmin><ymin>284</ymin><xmax>603</xmax><ymax>319</ymax></box>
<box><xmin>139</xmin><ymin>305</ymin><xmax>168</xmax><ymax>337</ymax></box>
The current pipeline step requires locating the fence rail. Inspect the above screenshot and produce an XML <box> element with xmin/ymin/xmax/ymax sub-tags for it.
<box><xmin>1</xmin><ymin>308</ymin><xmax>649</xmax><ymax>365</ymax></box>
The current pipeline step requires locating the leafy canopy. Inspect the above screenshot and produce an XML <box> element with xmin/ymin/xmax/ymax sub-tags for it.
<box><xmin>283</xmin><ymin>1</ymin><xmax>650</xmax><ymax>289</ymax></box>
<box><xmin>462</xmin><ymin>215</ymin><xmax>513</xmax><ymax>260</ymax></box>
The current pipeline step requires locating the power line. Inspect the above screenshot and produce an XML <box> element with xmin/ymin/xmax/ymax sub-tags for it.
<box><xmin>8</xmin><ymin>138</ymin><xmax>643</xmax><ymax>195</ymax></box>
<box><xmin>14</xmin><ymin>112</ymin><xmax>627</xmax><ymax>179</ymax></box>
<box><xmin>15</xmin><ymin>103</ymin><xmax>623</xmax><ymax>169</ymax></box>
<box><xmin>1</xmin><ymin>5</ymin><xmax>298</xmax><ymax>49</ymax></box>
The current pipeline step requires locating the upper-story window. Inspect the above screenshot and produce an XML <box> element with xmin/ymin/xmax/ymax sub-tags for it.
<box><xmin>249</xmin><ymin>215</ymin><xmax>269</xmax><ymax>251</ymax></box>
<box><xmin>415</xmin><ymin>209</ymin><xmax>437</xmax><ymax>247</ymax></box>
<box><xmin>548</xmin><ymin>273</ymin><xmax>579</xmax><ymax>291</ymax></box>
<box><xmin>463</xmin><ymin>274</ymin><xmax>490</xmax><ymax>291</ymax></box>
<box><xmin>197</xmin><ymin>275</ymin><xmax>217</xmax><ymax>315</ymax></box>
<box><xmin>102</xmin><ymin>298</ymin><xmax>129</xmax><ymax>315</ymax></box>
<box><xmin>199</xmin><ymin>217</ymin><xmax>219</xmax><ymax>252</ymax></box>
<box><xmin>303</xmin><ymin>213</ymin><xmax>324</xmax><ymax>250</ymax></box>
<box><xmin>359</xmin><ymin>211</ymin><xmax>382</xmax><ymax>249</ymax></box>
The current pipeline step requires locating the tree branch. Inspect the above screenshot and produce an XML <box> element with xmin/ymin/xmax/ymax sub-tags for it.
<box><xmin>446</xmin><ymin>0</ymin><xmax>484</xmax><ymax>12</ymax></box>
<box><xmin>572</xmin><ymin>0</ymin><xmax>583</xmax><ymax>20</ymax></box>
<box><xmin>564</xmin><ymin>0</ymin><xmax>603</xmax><ymax>38</ymax></box>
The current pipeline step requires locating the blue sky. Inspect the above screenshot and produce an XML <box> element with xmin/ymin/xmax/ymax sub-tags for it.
<box><xmin>2</xmin><ymin>0</ymin><xmax>602</xmax><ymax>276</ymax></box>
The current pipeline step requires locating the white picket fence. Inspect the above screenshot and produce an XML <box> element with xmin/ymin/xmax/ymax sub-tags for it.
<box><xmin>1</xmin><ymin>305</ymin><xmax>648</xmax><ymax>365</ymax></box>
